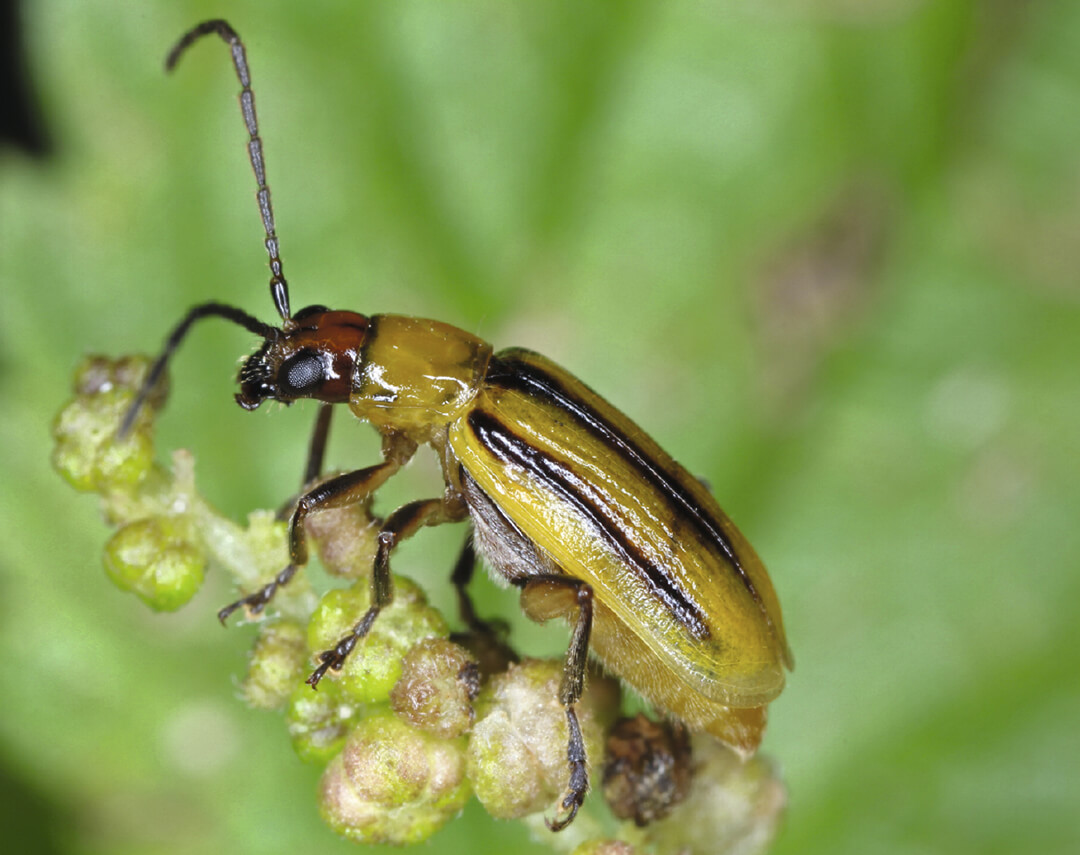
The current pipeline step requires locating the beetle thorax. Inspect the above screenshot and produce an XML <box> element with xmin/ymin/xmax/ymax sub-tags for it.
<box><xmin>349</xmin><ymin>314</ymin><xmax>493</xmax><ymax>434</ymax></box>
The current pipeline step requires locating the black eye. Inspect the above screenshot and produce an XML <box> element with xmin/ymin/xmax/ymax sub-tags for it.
<box><xmin>280</xmin><ymin>351</ymin><xmax>325</xmax><ymax>395</ymax></box>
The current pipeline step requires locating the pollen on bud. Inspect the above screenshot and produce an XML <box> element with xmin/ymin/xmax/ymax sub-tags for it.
<box><xmin>466</xmin><ymin>658</ymin><xmax>619</xmax><ymax>820</ymax></box>
<box><xmin>307</xmin><ymin>576</ymin><xmax>449</xmax><ymax>705</ymax></box>
<box><xmin>287</xmin><ymin>678</ymin><xmax>358</xmax><ymax>765</ymax></box>
<box><xmin>52</xmin><ymin>355</ymin><xmax>161</xmax><ymax>493</ymax></box>
<box><xmin>242</xmin><ymin>621</ymin><xmax>308</xmax><ymax>710</ymax></box>
<box><xmin>319</xmin><ymin>711</ymin><xmax>469</xmax><ymax>845</ymax></box>
<box><xmin>103</xmin><ymin>516</ymin><xmax>205</xmax><ymax>611</ymax></box>
<box><xmin>390</xmin><ymin>638</ymin><xmax>480</xmax><ymax>739</ymax></box>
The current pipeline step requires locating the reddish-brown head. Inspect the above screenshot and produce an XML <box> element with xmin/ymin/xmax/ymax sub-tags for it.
<box><xmin>236</xmin><ymin>307</ymin><xmax>369</xmax><ymax>410</ymax></box>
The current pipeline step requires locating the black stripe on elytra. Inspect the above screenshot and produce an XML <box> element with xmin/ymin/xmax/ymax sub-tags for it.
<box><xmin>468</xmin><ymin>409</ymin><xmax>710</xmax><ymax>640</ymax></box>
<box><xmin>487</xmin><ymin>355</ymin><xmax>772</xmax><ymax>633</ymax></box>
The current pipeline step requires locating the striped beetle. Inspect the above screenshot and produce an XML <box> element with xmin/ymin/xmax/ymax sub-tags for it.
<box><xmin>124</xmin><ymin>20</ymin><xmax>793</xmax><ymax>830</ymax></box>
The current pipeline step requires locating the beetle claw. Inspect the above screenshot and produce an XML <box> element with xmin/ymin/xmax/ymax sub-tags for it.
<box><xmin>217</xmin><ymin>584</ymin><xmax>272</xmax><ymax>624</ymax></box>
<box><xmin>306</xmin><ymin>656</ymin><xmax>335</xmax><ymax>689</ymax></box>
<box><xmin>307</xmin><ymin>628</ymin><xmax>361</xmax><ymax>688</ymax></box>
<box><xmin>544</xmin><ymin>794</ymin><xmax>582</xmax><ymax>832</ymax></box>
<box><xmin>217</xmin><ymin>563</ymin><xmax>299</xmax><ymax>625</ymax></box>
<box><xmin>216</xmin><ymin>594</ymin><xmax>262</xmax><ymax>624</ymax></box>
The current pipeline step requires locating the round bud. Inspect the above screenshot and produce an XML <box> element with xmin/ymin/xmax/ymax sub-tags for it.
<box><xmin>644</xmin><ymin>739</ymin><xmax>786</xmax><ymax>855</ymax></box>
<box><xmin>242</xmin><ymin>621</ymin><xmax>308</xmax><ymax>711</ymax></box>
<box><xmin>287</xmin><ymin>678</ymin><xmax>357</xmax><ymax>765</ymax></box>
<box><xmin>303</xmin><ymin>499</ymin><xmax>380</xmax><ymax>579</ymax></box>
<box><xmin>390</xmin><ymin>638</ymin><xmax>479</xmax><ymax>739</ymax></box>
<box><xmin>103</xmin><ymin>516</ymin><xmax>205</xmax><ymax>611</ymax></box>
<box><xmin>52</xmin><ymin>355</ymin><xmax>160</xmax><ymax>493</ymax></box>
<box><xmin>602</xmin><ymin>714</ymin><xmax>692</xmax><ymax>826</ymax></box>
<box><xmin>319</xmin><ymin>711</ymin><xmax>469</xmax><ymax>845</ymax></box>
<box><xmin>466</xmin><ymin>659</ymin><xmax>618</xmax><ymax>821</ymax></box>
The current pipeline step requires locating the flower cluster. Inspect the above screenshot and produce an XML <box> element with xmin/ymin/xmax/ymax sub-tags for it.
<box><xmin>52</xmin><ymin>355</ymin><xmax>786</xmax><ymax>853</ymax></box>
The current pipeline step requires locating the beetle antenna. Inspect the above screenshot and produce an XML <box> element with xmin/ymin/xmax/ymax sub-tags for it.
<box><xmin>118</xmin><ymin>302</ymin><xmax>275</xmax><ymax>439</ymax></box>
<box><xmin>166</xmin><ymin>19</ymin><xmax>292</xmax><ymax>323</ymax></box>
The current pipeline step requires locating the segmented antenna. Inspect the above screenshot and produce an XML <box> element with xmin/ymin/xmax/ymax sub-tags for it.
<box><xmin>166</xmin><ymin>19</ymin><xmax>291</xmax><ymax>322</ymax></box>
<box><xmin>118</xmin><ymin>302</ymin><xmax>275</xmax><ymax>438</ymax></box>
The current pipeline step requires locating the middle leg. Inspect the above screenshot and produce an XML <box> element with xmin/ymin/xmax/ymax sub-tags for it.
<box><xmin>307</xmin><ymin>496</ymin><xmax>467</xmax><ymax>687</ymax></box>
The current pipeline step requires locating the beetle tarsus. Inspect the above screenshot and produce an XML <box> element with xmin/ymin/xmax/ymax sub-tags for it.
<box><xmin>546</xmin><ymin>796</ymin><xmax>582</xmax><ymax>833</ymax></box>
<box><xmin>305</xmin><ymin>656</ymin><xmax>335</xmax><ymax>689</ymax></box>
<box><xmin>217</xmin><ymin>563</ymin><xmax>298</xmax><ymax>624</ymax></box>
<box><xmin>545</xmin><ymin>705</ymin><xmax>588</xmax><ymax>831</ymax></box>
<box><xmin>548</xmin><ymin>794</ymin><xmax>583</xmax><ymax>833</ymax></box>
<box><xmin>216</xmin><ymin>590</ymin><xmax>267</xmax><ymax>624</ymax></box>
<box><xmin>216</xmin><ymin>601</ymin><xmax>243</xmax><ymax>625</ymax></box>
<box><xmin>306</xmin><ymin>605</ymin><xmax>380</xmax><ymax>688</ymax></box>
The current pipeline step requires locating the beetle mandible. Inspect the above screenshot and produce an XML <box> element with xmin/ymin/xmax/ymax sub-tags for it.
<box><xmin>122</xmin><ymin>20</ymin><xmax>793</xmax><ymax>831</ymax></box>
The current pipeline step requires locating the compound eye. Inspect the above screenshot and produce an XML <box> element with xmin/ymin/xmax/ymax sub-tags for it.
<box><xmin>280</xmin><ymin>350</ymin><xmax>325</xmax><ymax>396</ymax></box>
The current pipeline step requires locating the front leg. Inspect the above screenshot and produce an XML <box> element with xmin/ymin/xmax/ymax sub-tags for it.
<box><xmin>218</xmin><ymin>444</ymin><xmax>411</xmax><ymax>623</ymax></box>
<box><xmin>275</xmin><ymin>402</ymin><xmax>334</xmax><ymax>521</ymax></box>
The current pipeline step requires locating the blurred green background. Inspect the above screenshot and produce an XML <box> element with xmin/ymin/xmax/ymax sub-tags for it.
<box><xmin>2</xmin><ymin>0</ymin><xmax>1078</xmax><ymax>853</ymax></box>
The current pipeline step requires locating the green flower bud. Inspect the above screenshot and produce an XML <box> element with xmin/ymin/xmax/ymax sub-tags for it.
<box><xmin>287</xmin><ymin>678</ymin><xmax>358</xmax><ymax>765</ymax></box>
<box><xmin>467</xmin><ymin>659</ymin><xmax>617</xmax><ymax>821</ymax></box>
<box><xmin>103</xmin><ymin>516</ymin><xmax>205</xmax><ymax>611</ymax></box>
<box><xmin>390</xmin><ymin>638</ymin><xmax>479</xmax><ymax>739</ymax></box>
<box><xmin>319</xmin><ymin>711</ymin><xmax>469</xmax><ymax>845</ymax></box>
<box><xmin>307</xmin><ymin>576</ymin><xmax>448</xmax><ymax>705</ymax></box>
<box><xmin>52</xmin><ymin>356</ymin><xmax>160</xmax><ymax>493</ymax></box>
<box><xmin>242</xmin><ymin>621</ymin><xmax>308</xmax><ymax>711</ymax></box>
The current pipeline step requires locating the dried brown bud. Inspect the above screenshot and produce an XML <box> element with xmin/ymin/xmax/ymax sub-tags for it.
<box><xmin>602</xmin><ymin>714</ymin><xmax>692</xmax><ymax>826</ymax></box>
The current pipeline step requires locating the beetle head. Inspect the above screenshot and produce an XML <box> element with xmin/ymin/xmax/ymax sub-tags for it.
<box><xmin>236</xmin><ymin>307</ymin><xmax>369</xmax><ymax>410</ymax></box>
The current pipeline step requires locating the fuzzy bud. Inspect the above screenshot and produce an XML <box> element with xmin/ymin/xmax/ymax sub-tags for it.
<box><xmin>287</xmin><ymin>678</ymin><xmax>359</xmax><ymax>765</ymax></box>
<box><xmin>602</xmin><ymin>714</ymin><xmax>692</xmax><ymax>826</ymax></box>
<box><xmin>644</xmin><ymin>738</ymin><xmax>786</xmax><ymax>855</ymax></box>
<box><xmin>571</xmin><ymin>841</ymin><xmax>640</xmax><ymax>855</ymax></box>
<box><xmin>52</xmin><ymin>355</ymin><xmax>161</xmax><ymax>493</ymax></box>
<box><xmin>304</xmin><ymin>499</ymin><xmax>380</xmax><ymax>579</ymax></box>
<box><xmin>319</xmin><ymin>711</ymin><xmax>469</xmax><ymax>844</ymax></box>
<box><xmin>390</xmin><ymin>638</ymin><xmax>480</xmax><ymax>739</ymax></box>
<box><xmin>466</xmin><ymin>658</ymin><xmax>618</xmax><ymax>820</ymax></box>
<box><xmin>242</xmin><ymin>621</ymin><xmax>308</xmax><ymax>710</ymax></box>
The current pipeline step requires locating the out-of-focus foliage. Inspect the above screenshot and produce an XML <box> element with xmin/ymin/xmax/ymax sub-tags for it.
<box><xmin>1</xmin><ymin>1</ymin><xmax>1077</xmax><ymax>853</ymax></box>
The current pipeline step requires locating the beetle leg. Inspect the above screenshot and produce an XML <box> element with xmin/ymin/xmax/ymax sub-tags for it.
<box><xmin>300</xmin><ymin>403</ymin><xmax>334</xmax><ymax>488</ymax></box>
<box><xmin>520</xmin><ymin>574</ymin><xmax>595</xmax><ymax>831</ymax></box>
<box><xmin>450</xmin><ymin>534</ymin><xmax>482</xmax><ymax>629</ymax></box>
<box><xmin>307</xmin><ymin>496</ymin><xmax>467</xmax><ymax>687</ymax></box>
<box><xmin>219</xmin><ymin>454</ymin><xmax>404</xmax><ymax>623</ymax></box>
<box><xmin>276</xmin><ymin>402</ymin><xmax>334</xmax><ymax>521</ymax></box>
<box><xmin>449</xmin><ymin>534</ymin><xmax>519</xmax><ymax>673</ymax></box>
<box><xmin>450</xmin><ymin>534</ymin><xmax>512</xmax><ymax>638</ymax></box>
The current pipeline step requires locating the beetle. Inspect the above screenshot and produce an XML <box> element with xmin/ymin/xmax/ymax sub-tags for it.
<box><xmin>122</xmin><ymin>19</ymin><xmax>793</xmax><ymax>830</ymax></box>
